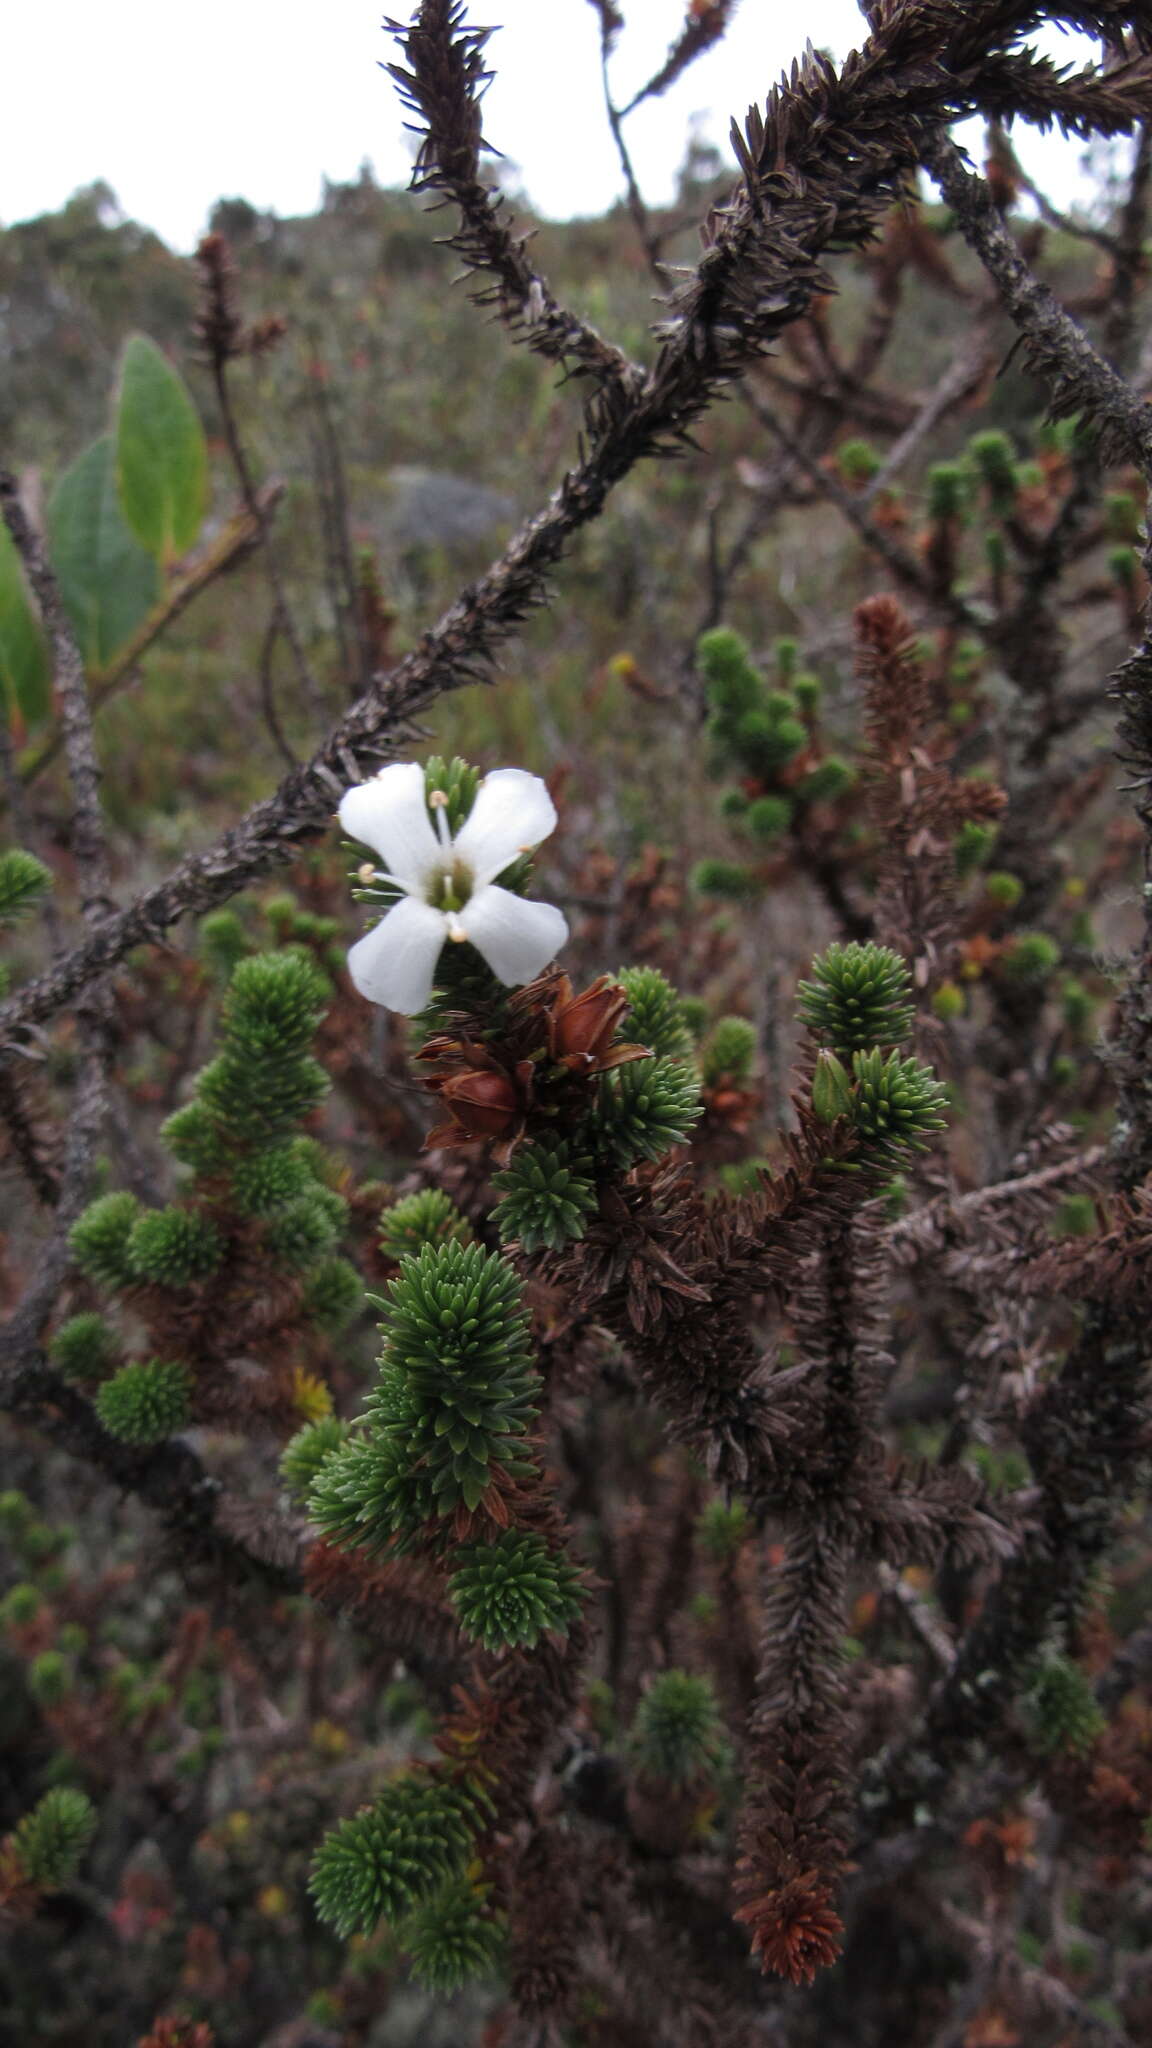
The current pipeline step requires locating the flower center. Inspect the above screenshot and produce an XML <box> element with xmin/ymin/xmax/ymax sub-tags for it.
<box><xmin>429</xmin><ymin>856</ymin><xmax>474</xmax><ymax>914</ymax></box>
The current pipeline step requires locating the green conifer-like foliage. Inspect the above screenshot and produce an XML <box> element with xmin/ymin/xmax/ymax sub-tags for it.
<box><xmin>797</xmin><ymin>942</ymin><xmax>917</xmax><ymax>1057</ymax></box>
<box><xmin>0</xmin><ymin>848</ymin><xmax>52</xmax><ymax>926</ymax></box>
<box><xmin>954</xmin><ymin>819</ymin><xmax>998</xmax><ymax>877</ymax></box>
<box><xmin>849</xmin><ymin>1048</ymin><xmax>950</xmax><ymax>1160</ymax></box>
<box><xmin>927</xmin><ymin>460</ymin><xmax>969</xmax><ymax>523</ymax></box>
<box><xmin>69</xmin><ymin>1192</ymin><xmax>141</xmax><ymax>1289</ymax></box>
<box><xmin>1001</xmin><ymin>931</ymin><xmax>1061</xmax><ymax>981</ymax></box>
<box><xmin>199</xmin><ymin>907</ymin><xmax>252</xmax><ymax>979</ymax></box>
<box><xmin>262</xmin><ymin>1191</ymin><xmax>344</xmax><ymax>1272</ymax></box>
<box><xmin>492</xmin><ymin>1139</ymin><xmax>597</xmax><ymax>1253</ymax></box>
<box><xmin>968</xmin><ymin>428</ymin><xmax>1019</xmax><ymax>512</ymax></box>
<box><xmin>747</xmin><ymin>792</ymin><xmax>794</xmax><ymax>839</ymax></box>
<box><xmin>378</xmin><ymin>1188</ymin><xmax>473</xmax><ymax>1262</ymax></box>
<box><xmin>309</xmin><ymin>1776</ymin><xmax>484</xmax><ymax>1938</ymax></box>
<box><xmin>402</xmin><ymin>1877</ymin><xmax>506</xmax><ymax>1991</ymax></box>
<box><xmin>10</xmin><ymin>1788</ymin><xmax>97</xmax><ymax>1888</ymax></box>
<box><xmin>448</xmin><ymin>1529</ymin><xmax>583</xmax><ymax>1650</ymax></box>
<box><xmin>310</xmin><ymin>1241</ymin><xmax>540</xmax><ymax>1550</ymax></box>
<box><xmin>593</xmin><ymin>1056</ymin><xmax>702</xmax><ymax>1169</ymax></box>
<box><xmin>126</xmin><ymin>1208</ymin><xmax>223</xmax><ymax>1287</ymax></box>
<box><xmin>629</xmin><ymin>1670</ymin><xmax>729</xmax><ymax>1785</ymax></box>
<box><xmin>279</xmin><ymin>1414</ymin><xmax>352</xmax><ymax>1502</ymax></box>
<box><xmin>49</xmin><ymin>1312</ymin><xmax>118</xmax><ymax>1382</ymax></box>
<box><xmin>692</xmin><ymin>857</ymin><xmax>756</xmax><ymax>899</ymax></box>
<box><xmin>1022</xmin><ymin>1651</ymin><xmax>1107</xmax><ymax>1757</ymax></box>
<box><xmin>693</xmin><ymin>625</ymin><xmax>857</xmax><ymax>899</ymax></box>
<box><xmin>66</xmin><ymin>945</ymin><xmax>351</xmax><ymax>1438</ymax></box>
<box><xmin>697</xmin><ymin>1497</ymin><xmax>751</xmax><ymax>1561</ymax></box>
<box><xmin>227</xmin><ymin>1140</ymin><xmax>317</xmax><ymax>1216</ymax></box>
<box><xmin>701</xmin><ymin>1016</ymin><xmax>757</xmax><ymax>1086</ymax></box>
<box><xmin>196</xmin><ymin>952</ymin><xmax>330</xmax><ymax>1147</ymax></box>
<box><xmin>300</xmin><ymin>1256</ymin><xmax>363</xmax><ymax>1332</ymax></box>
<box><xmin>617</xmin><ymin>965</ymin><xmax>695</xmax><ymax>1059</ymax></box>
<box><xmin>1</xmin><ymin>1583</ymin><xmax>41</xmax><ymax>1627</ymax></box>
<box><xmin>27</xmin><ymin>1650</ymin><xmax>72</xmax><ymax>1705</ymax></box>
<box><xmin>95</xmin><ymin>1359</ymin><xmax>191</xmax><ymax>1444</ymax></box>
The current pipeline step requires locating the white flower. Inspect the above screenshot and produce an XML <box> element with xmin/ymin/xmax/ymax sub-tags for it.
<box><xmin>339</xmin><ymin>762</ymin><xmax>569</xmax><ymax>1015</ymax></box>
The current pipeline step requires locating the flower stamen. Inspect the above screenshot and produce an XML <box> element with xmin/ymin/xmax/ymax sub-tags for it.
<box><xmin>429</xmin><ymin>789</ymin><xmax>453</xmax><ymax>854</ymax></box>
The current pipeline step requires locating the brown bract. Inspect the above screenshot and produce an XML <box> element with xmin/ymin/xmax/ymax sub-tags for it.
<box><xmin>416</xmin><ymin>969</ymin><xmax>649</xmax><ymax>1158</ymax></box>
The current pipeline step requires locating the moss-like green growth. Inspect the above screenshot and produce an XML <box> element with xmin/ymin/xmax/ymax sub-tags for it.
<box><xmin>309</xmin><ymin>1776</ymin><xmax>485</xmax><ymax>1938</ymax></box>
<box><xmin>69</xmin><ymin>1192</ymin><xmax>140</xmax><ymax>1289</ymax></box>
<box><xmin>629</xmin><ymin>1670</ymin><xmax>729</xmax><ymax>1785</ymax></box>
<box><xmin>593</xmin><ymin>1056</ymin><xmax>702</xmax><ymax>1169</ymax></box>
<box><xmin>701</xmin><ymin>1016</ymin><xmax>756</xmax><ymax>1087</ymax></box>
<box><xmin>849</xmin><ymin>1048</ymin><xmax>950</xmax><ymax>1160</ymax></box>
<box><xmin>96</xmin><ymin>1359</ymin><xmax>192</xmax><ymax>1444</ymax></box>
<box><xmin>617</xmin><ymin>965</ymin><xmax>694</xmax><ymax>1059</ymax></box>
<box><xmin>797</xmin><ymin>942</ymin><xmax>915</xmax><ymax>1057</ymax></box>
<box><xmin>280</xmin><ymin>1414</ymin><xmax>352</xmax><ymax>1502</ymax></box>
<box><xmin>0</xmin><ymin>848</ymin><xmax>52</xmax><ymax>925</ymax></box>
<box><xmin>300</xmin><ymin>1256</ymin><xmax>363</xmax><ymax>1332</ymax></box>
<box><xmin>379</xmin><ymin>1188</ymin><xmax>474</xmax><ymax>1263</ymax></box>
<box><xmin>448</xmin><ymin>1529</ymin><xmax>583</xmax><ymax>1650</ymax></box>
<box><xmin>10</xmin><ymin>1787</ymin><xmax>96</xmax><ymax>1888</ymax></box>
<box><xmin>402</xmin><ymin>1877</ymin><xmax>506</xmax><ymax>1992</ymax></box>
<box><xmin>493</xmin><ymin>1139</ymin><xmax>598</xmax><ymax>1253</ymax></box>
<box><xmin>127</xmin><ymin>1208</ymin><xmax>222</xmax><ymax>1287</ymax></box>
<box><xmin>310</xmin><ymin>1241</ymin><xmax>540</xmax><ymax>1550</ymax></box>
<box><xmin>49</xmin><ymin>1312</ymin><xmax>118</xmax><ymax>1382</ymax></box>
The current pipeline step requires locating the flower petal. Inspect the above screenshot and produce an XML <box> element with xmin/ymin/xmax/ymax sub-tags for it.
<box><xmin>452</xmin><ymin>768</ymin><xmax>558</xmax><ymax>887</ymax></box>
<box><xmin>456</xmin><ymin>885</ymin><xmax>568</xmax><ymax>986</ymax></box>
<box><xmin>346</xmin><ymin>896</ymin><xmax>448</xmax><ymax>1014</ymax></box>
<box><xmin>339</xmin><ymin>764</ymin><xmax>440</xmax><ymax>892</ymax></box>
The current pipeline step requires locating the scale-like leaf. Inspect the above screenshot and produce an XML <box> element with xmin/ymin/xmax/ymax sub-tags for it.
<box><xmin>47</xmin><ymin>436</ymin><xmax>160</xmax><ymax>670</ymax></box>
<box><xmin>0</xmin><ymin>520</ymin><xmax>50</xmax><ymax>727</ymax></box>
<box><xmin>115</xmin><ymin>334</ymin><xmax>208</xmax><ymax>564</ymax></box>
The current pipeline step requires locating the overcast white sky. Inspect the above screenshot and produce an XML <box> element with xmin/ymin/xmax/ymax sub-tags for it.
<box><xmin>1</xmin><ymin>1</ymin><xmax>1115</xmax><ymax>250</ymax></box>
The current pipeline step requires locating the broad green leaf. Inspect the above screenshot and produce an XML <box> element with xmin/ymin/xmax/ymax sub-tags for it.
<box><xmin>47</xmin><ymin>436</ymin><xmax>160</xmax><ymax>670</ymax></box>
<box><xmin>0</xmin><ymin>520</ymin><xmax>50</xmax><ymax>728</ymax></box>
<box><xmin>115</xmin><ymin>333</ymin><xmax>208</xmax><ymax>564</ymax></box>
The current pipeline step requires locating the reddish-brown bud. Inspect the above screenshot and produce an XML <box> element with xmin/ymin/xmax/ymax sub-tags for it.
<box><xmin>547</xmin><ymin>974</ymin><xmax>631</xmax><ymax>1068</ymax></box>
<box><xmin>437</xmin><ymin>1068</ymin><xmax>520</xmax><ymax>1140</ymax></box>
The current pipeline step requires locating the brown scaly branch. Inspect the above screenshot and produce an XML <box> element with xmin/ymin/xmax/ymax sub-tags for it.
<box><xmin>855</xmin><ymin>594</ymin><xmax>1006</xmax><ymax>997</ymax></box>
<box><xmin>926</xmin><ymin>133</ymin><xmax>1152</xmax><ymax>472</ymax></box>
<box><xmin>618</xmin><ymin>0</ymin><xmax>736</xmax><ymax>117</ymax></box>
<box><xmin>0</xmin><ymin>1064</ymin><xmax>61</xmax><ymax>1206</ymax></box>
<box><xmin>1103</xmin><ymin>122</ymin><xmax>1152</xmax><ymax>371</ymax></box>
<box><xmin>386</xmin><ymin>0</ymin><xmax>645</xmax><ymax>390</ymax></box>
<box><xmin>975</xmin><ymin>43</ymin><xmax>1152</xmax><ymax>135</ymax></box>
<box><xmin>885</xmin><ymin>1141</ymin><xmax>1109</xmax><ymax>1262</ymax></box>
<box><xmin>18</xmin><ymin>485</ymin><xmax>281</xmax><ymax>789</ymax></box>
<box><xmin>733</xmin><ymin>1526</ymin><xmax>853</xmax><ymax>1985</ymax></box>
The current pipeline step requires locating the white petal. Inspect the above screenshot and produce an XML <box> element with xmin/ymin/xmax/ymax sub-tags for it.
<box><xmin>456</xmin><ymin>885</ymin><xmax>568</xmax><ymax>986</ymax></box>
<box><xmin>346</xmin><ymin>896</ymin><xmax>448</xmax><ymax>1014</ymax></box>
<box><xmin>452</xmin><ymin>768</ymin><xmax>558</xmax><ymax>887</ymax></box>
<box><xmin>338</xmin><ymin>763</ymin><xmax>440</xmax><ymax>892</ymax></box>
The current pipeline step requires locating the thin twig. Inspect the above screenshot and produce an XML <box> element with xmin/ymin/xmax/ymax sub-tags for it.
<box><xmin>0</xmin><ymin>474</ymin><xmax>111</xmax><ymax>914</ymax></box>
